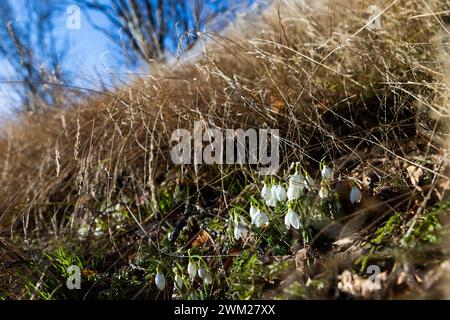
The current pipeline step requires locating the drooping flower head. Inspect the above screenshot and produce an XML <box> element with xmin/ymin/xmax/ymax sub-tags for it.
<box><xmin>155</xmin><ymin>271</ymin><xmax>166</xmax><ymax>291</ymax></box>
<box><xmin>233</xmin><ymin>215</ymin><xmax>249</xmax><ymax>240</ymax></box>
<box><xmin>174</xmin><ymin>273</ymin><xmax>183</xmax><ymax>290</ymax></box>
<box><xmin>270</xmin><ymin>184</ymin><xmax>287</xmax><ymax>202</ymax></box>
<box><xmin>249</xmin><ymin>205</ymin><xmax>258</xmax><ymax>220</ymax></box>
<box><xmin>287</xmin><ymin>171</ymin><xmax>305</xmax><ymax>200</ymax></box>
<box><xmin>198</xmin><ymin>267</ymin><xmax>207</xmax><ymax>280</ymax></box>
<box><xmin>204</xmin><ymin>272</ymin><xmax>213</xmax><ymax>285</ymax></box>
<box><xmin>321</xmin><ymin>164</ymin><xmax>333</xmax><ymax>180</ymax></box>
<box><xmin>251</xmin><ymin>209</ymin><xmax>269</xmax><ymax>227</ymax></box>
<box><xmin>285</xmin><ymin>208</ymin><xmax>301</xmax><ymax>230</ymax></box>
<box><xmin>261</xmin><ymin>184</ymin><xmax>272</xmax><ymax>201</ymax></box>
<box><xmin>188</xmin><ymin>260</ymin><xmax>197</xmax><ymax>281</ymax></box>
<box><xmin>350</xmin><ymin>186</ymin><xmax>362</xmax><ymax>204</ymax></box>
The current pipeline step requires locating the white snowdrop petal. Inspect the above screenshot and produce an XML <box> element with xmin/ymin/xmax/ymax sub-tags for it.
<box><xmin>271</xmin><ymin>185</ymin><xmax>278</xmax><ymax>200</ymax></box>
<box><xmin>198</xmin><ymin>267</ymin><xmax>207</xmax><ymax>279</ymax></box>
<box><xmin>290</xmin><ymin>211</ymin><xmax>300</xmax><ymax>230</ymax></box>
<box><xmin>251</xmin><ymin>210</ymin><xmax>260</xmax><ymax>226</ymax></box>
<box><xmin>321</xmin><ymin>166</ymin><xmax>333</xmax><ymax>179</ymax></box>
<box><xmin>175</xmin><ymin>274</ymin><xmax>183</xmax><ymax>289</ymax></box>
<box><xmin>261</xmin><ymin>185</ymin><xmax>271</xmax><ymax>201</ymax></box>
<box><xmin>287</xmin><ymin>184</ymin><xmax>300</xmax><ymax>200</ymax></box>
<box><xmin>289</xmin><ymin>173</ymin><xmax>305</xmax><ymax>193</ymax></box>
<box><xmin>284</xmin><ymin>212</ymin><xmax>291</xmax><ymax>229</ymax></box>
<box><xmin>266</xmin><ymin>197</ymin><xmax>277</xmax><ymax>207</ymax></box>
<box><xmin>155</xmin><ymin>272</ymin><xmax>166</xmax><ymax>290</ymax></box>
<box><xmin>253</xmin><ymin>211</ymin><xmax>269</xmax><ymax>227</ymax></box>
<box><xmin>188</xmin><ymin>261</ymin><xmax>197</xmax><ymax>280</ymax></box>
<box><xmin>204</xmin><ymin>273</ymin><xmax>213</xmax><ymax>285</ymax></box>
<box><xmin>234</xmin><ymin>218</ymin><xmax>248</xmax><ymax>240</ymax></box>
<box><xmin>350</xmin><ymin>187</ymin><xmax>362</xmax><ymax>204</ymax></box>
<box><xmin>285</xmin><ymin>210</ymin><xmax>301</xmax><ymax>230</ymax></box>
<box><xmin>276</xmin><ymin>185</ymin><xmax>287</xmax><ymax>201</ymax></box>
<box><xmin>234</xmin><ymin>225</ymin><xmax>240</xmax><ymax>240</ymax></box>
<box><xmin>260</xmin><ymin>211</ymin><xmax>269</xmax><ymax>225</ymax></box>
<box><xmin>249</xmin><ymin>206</ymin><xmax>258</xmax><ymax>219</ymax></box>
<box><xmin>290</xmin><ymin>173</ymin><xmax>304</xmax><ymax>185</ymax></box>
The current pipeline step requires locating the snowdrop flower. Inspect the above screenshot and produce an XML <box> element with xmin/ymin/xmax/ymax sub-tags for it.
<box><xmin>285</xmin><ymin>209</ymin><xmax>301</xmax><ymax>230</ymax></box>
<box><xmin>274</xmin><ymin>184</ymin><xmax>287</xmax><ymax>201</ymax></box>
<box><xmin>188</xmin><ymin>260</ymin><xmax>197</xmax><ymax>281</ymax></box>
<box><xmin>174</xmin><ymin>274</ymin><xmax>183</xmax><ymax>290</ymax></box>
<box><xmin>233</xmin><ymin>216</ymin><xmax>249</xmax><ymax>240</ymax></box>
<box><xmin>204</xmin><ymin>273</ymin><xmax>213</xmax><ymax>285</ymax></box>
<box><xmin>251</xmin><ymin>210</ymin><xmax>269</xmax><ymax>227</ymax></box>
<box><xmin>290</xmin><ymin>172</ymin><xmax>305</xmax><ymax>187</ymax></box>
<box><xmin>261</xmin><ymin>184</ymin><xmax>272</xmax><ymax>201</ymax></box>
<box><xmin>321</xmin><ymin>165</ymin><xmax>333</xmax><ymax>180</ymax></box>
<box><xmin>155</xmin><ymin>272</ymin><xmax>166</xmax><ymax>291</ymax></box>
<box><xmin>198</xmin><ymin>267</ymin><xmax>207</xmax><ymax>280</ymax></box>
<box><xmin>287</xmin><ymin>185</ymin><xmax>300</xmax><ymax>201</ymax></box>
<box><xmin>350</xmin><ymin>186</ymin><xmax>362</xmax><ymax>204</ymax></box>
<box><xmin>249</xmin><ymin>205</ymin><xmax>258</xmax><ymax>220</ymax></box>
<box><xmin>287</xmin><ymin>172</ymin><xmax>304</xmax><ymax>200</ymax></box>
<box><xmin>266</xmin><ymin>196</ymin><xmax>277</xmax><ymax>207</ymax></box>
<box><xmin>319</xmin><ymin>186</ymin><xmax>329</xmax><ymax>199</ymax></box>
<box><xmin>270</xmin><ymin>185</ymin><xmax>279</xmax><ymax>203</ymax></box>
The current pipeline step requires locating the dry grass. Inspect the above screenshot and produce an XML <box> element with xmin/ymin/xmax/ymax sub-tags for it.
<box><xmin>0</xmin><ymin>0</ymin><xmax>449</xmax><ymax>299</ymax></box>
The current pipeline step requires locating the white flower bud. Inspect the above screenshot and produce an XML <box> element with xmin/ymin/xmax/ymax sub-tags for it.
<box><xmin>198</xmin><ymin>267</ymin><xmax>207</xmax><ymax>280</ymax></box>
<box><xmin>188</xmin><ymin>261</ymin><xmax>197</xmax><ymax>281</ymax></box>
<box><xmin>321</xmin><ymin>165</ymin><xmax>333</xmax><ymax>180</ymax></box>
<box><xmin>251</xmin><ymin>210</ymin><xmax>269</xmax><ymax>227</ymax></box>
<box><xmin>204</xmin><ymin>273</ymin><xmax>213</xmax><ymax>285</ymax></box>
<box><xmin>285</xmin><ymin>209</ymin><xmax>301</xmax><ymax>230</ymax></box>
<box><xmin>233</xmin><ymin>217</ymin><xmax>249</xmax><ymax>240</ymax></box>
<box><xmin>275</xmin><ymin>184</ymin><xmax>287</xmax><ymax>201</ymax></box>
<box><xmin>266</xmin><ymin>196</ymin><xmax>277</xmax><ymax>207</ymax></box>
<box><xmin>261</xmin><ymin>184</ymin><xmax>271</xmax><ymax>201</ymax></box>
<box><xmin>287</xmin><ymin>172</ymin><xmax>305</xmax><ymax>200</ymax></box>
<box><xmin>174</xmin><ymin>274</ymin><xmax>183</xmax><ymax>290</ymax></box>
<box><xmin>249</xmin><ymin>206</ymin><xmax>258</xmax><ymax>219</ymax></box>
<box><xmin>155</xmin><ymin>272</ymin><xmax>166</xmax><ymax>291</ymax></box>
<box><xmin>350</xmin><ymin>186</ymin><xmax>362</xmax><ymax>204</ymax></box>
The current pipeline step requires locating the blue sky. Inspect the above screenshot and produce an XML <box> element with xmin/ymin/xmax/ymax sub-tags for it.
<box><xmin>62</xmin><ymin>5</ymin><xmax>137</xmax><ymax>93</ymax></box>
<box><xmin>0</xmin><ymin>0</ymin><xmax>262</xmax><ymax>117</ymax></box>
<box><xmin>0</xmin><ymin>2</ymin><xmax>132</xmax><ymax>116</ymax></box>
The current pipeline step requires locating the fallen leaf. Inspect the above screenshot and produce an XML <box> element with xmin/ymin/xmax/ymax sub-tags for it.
<box><xmin>82</xmin><ymin>268</ymin><xmax>96</xmax><ymax>276</ymax></box>
<box><xmin>192</xmin><ymin>229</ymin><xmax>212</xmax><ymax>247</ymax></box>
<box><xmin>270</xmin><ymin>96</ymin><xmax>285</xmax><ymax>113</ymax></box>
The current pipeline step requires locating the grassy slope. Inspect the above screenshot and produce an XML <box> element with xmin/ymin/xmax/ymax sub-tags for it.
<box><xmin>1</xmin><ymin>0</ymin><xmax>450</xmax><ymax>299</ymax></box>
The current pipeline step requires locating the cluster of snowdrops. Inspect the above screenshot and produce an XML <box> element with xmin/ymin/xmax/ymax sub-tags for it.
<box><xmin>153</xmin><ymin>162</ymin><xmax>363</xmax><ymax>293</ymax></box>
